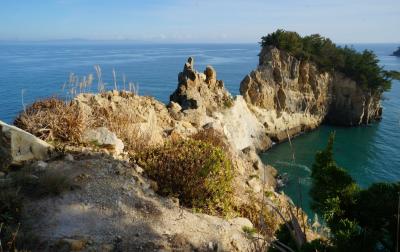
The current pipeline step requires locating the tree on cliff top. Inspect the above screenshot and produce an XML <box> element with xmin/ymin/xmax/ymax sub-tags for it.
<box><xmin>261</xmin><ymin>29</ymin><xmax>400</xmax><ymax>92</ymax></box>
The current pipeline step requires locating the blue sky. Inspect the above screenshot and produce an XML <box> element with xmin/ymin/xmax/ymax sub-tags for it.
<box><xmin>0</xmin><ymin>0</ymin><xmax>399</xmax><ymax>43</ymax></box>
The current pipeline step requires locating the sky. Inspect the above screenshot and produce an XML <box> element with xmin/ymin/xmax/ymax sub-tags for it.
<box><xmin>0</xmin><ymin>0</ymin><xmax>399</xmax><ymax>43</ymax></box>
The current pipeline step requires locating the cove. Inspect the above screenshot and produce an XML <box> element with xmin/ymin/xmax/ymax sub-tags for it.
<box><xmin>261</xmin><ymin>81</ymin><xmax>400</xmax><ymax>216</ymax></box>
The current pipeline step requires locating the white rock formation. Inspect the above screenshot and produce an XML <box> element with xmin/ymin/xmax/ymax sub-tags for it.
<box><xmin>82</xmin><ymin>127</ymin><xmax>124</xmax><ymax>155</ymax></box>
<box><xmin>213</xmin><ymin>96</ymin><xmax>272</xmax><ymax>151</ymax></box>
<box><xmin>0</xmin><ymin>120</ymin><xmax>54</xmax><ymax>170</ymax></box>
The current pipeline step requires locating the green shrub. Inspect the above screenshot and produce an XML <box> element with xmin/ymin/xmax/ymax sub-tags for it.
<box><xmin>190</xmin><ymin>128</ymin><xmax>230</xmax><ymax>153</ymax></box>
<box><xmin>261</xmin><ymin>29</ymin><xmax>400</xmax><ymax>92</ymax></box>
<box><xmin>242</xmin><ymin>226</ymin><xmax>257</xmax><ymax>236</ymax></box>
<box><xmin>133</xmin><ymin>139</ymin><xmax>234</xmax><ymax>216</ymax></box>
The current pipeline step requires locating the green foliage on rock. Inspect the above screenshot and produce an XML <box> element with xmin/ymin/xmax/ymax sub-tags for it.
<box><xmin>261</xmin><ymin>29</ymin><xmax>400</xmax><ymax>92</ymax></box>
<box><xmin>134</xmin><ymin>139</ymin><xmax>234</xmax><ymax>216</ymax></box>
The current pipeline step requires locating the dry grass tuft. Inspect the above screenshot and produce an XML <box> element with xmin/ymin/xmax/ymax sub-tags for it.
<box><xmin>89</xmin><ymin>100</ymin><xmax>156</xmax><ymax>153</ymax></box>
<box><xmin>14</xmin><ymin>98</ymin><xmax>87</xmax><ymax>143</ymax></box>
<box><xmin>13</xmin><ymin>94</ymin><xmax>155</xmax><ymax>154</ymax></box>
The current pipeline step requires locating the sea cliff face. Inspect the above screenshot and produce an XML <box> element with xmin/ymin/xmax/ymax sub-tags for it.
<box><xmin>240</xmin><ymin>46</ymin><xmax>382</xmax><ymax>141</ymax></box>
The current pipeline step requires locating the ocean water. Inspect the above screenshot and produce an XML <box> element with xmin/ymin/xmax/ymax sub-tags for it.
<box><xmin>0</xmin><ymin>43</ymin><xmax>399</xmax><ymax>216</ymax></box>
<box><xmin>0</xmin><ymin>43</ymin><xmax>259</xmax><ymax>123</ymax></box>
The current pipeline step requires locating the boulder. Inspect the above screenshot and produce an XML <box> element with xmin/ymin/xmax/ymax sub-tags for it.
<box><xmin>0</xmin><ymin>120</ymin><xmax>54</xmax><ymax>170</ymax></box>
<box><xmin>168</xmin><ymin>101</ymin><xmax>183</xmax><ymax>120</ymax></box>
<box><xmin>82</xmin><ymin>127</ymin><xmax>124</xmax><ymax>155</ymax></box>
<box><xmin>204</xmin><ymin>65</ymin><xmax>217</xmax><ymax>85</ymax></box>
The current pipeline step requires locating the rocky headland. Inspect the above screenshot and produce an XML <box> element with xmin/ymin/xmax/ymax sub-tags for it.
<box><xmin>392</xmin><ymin>47</ymin><xmax>400</xmax><ymax>57</ymax></box>
<box><xmin>241</xmin><ymin>46</ymin><xmax>382</xmax><ymax>142</ymax></box>
<box><xmin>0</xmin><ymin>45</ymin><xmax>385</xmax><ymax>251</ymax></box>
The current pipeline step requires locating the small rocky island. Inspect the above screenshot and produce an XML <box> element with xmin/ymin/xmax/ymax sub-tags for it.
<box><xmin>1</xmin><ymin>31</ymin><xmax>398</xmax><ymax>251</ymax></box>
<box><xmin>392</xmin><ymin>47</ymin><xmax>400</xmax><ymax>57</ymax></box>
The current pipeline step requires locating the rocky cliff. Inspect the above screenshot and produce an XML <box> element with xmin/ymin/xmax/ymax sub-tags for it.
<box><xmin>240</xmin><ymin>46</ymin><xmax>382</xmax><ymax>141</ymax></box>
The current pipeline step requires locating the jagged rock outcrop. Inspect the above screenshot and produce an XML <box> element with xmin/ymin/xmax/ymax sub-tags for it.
<box><xmin>169</xmin><ymin>57</ymin><xmax>273</xmax><ymax>151</ymax></box>
<box><xmin>170</xmin><ymin>57</ymin><xmax>234</xmax><ymax>114</ymax></box>
<box><xmin>240</xmin><ymin>46</ymin><xmax>382</xmax><ymax>141</ymax></box>
<box><xmin>0</xmin><ymin>120</ymin><xmax>54</xmax><ymax>170</ymax></box>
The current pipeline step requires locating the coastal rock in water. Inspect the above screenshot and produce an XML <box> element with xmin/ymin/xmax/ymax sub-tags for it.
<box><xmin>82</xmin><ymin>127</ymin><xmax>124</xmax><ymax>155</ymax></box>
<box><xmin>0</xmin><ymin>120</ymin><xmax>54</xmax><ymax>170</ymax></box>
<box><xmin>392</xmin><ymin>47</ymin><xmax>400</xmax><ymax>57</ymax></box>
<box><xmin>240</xmin><ymin>46</ymin><xmax>382</xmax><ymax>140</ymax></box>
<box><xmin>170</xmin><ymin>57</ymin><xmax>233</xmax><ymax>114</ymax></box>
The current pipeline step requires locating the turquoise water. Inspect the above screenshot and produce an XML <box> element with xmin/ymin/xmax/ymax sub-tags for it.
<box><xmin>261</xmin><ymin>44</ymin><xmax>400</xmax><ymax>215</ymax></box>
<box><xmin>0</xmin><ymin>43</ymin><xmax>399</xmax><ymax>216</ymax></box>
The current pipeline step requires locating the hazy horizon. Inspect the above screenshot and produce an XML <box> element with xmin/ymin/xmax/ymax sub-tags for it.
<box><xmin>1</xmin><ymin>0</ymin><xmax>399</xmax><ymax>44</ymax></box>
<box><xmin>0</xmin><ymin>39</ymin><xmax>399</xmax><ymax>45</ymax></box>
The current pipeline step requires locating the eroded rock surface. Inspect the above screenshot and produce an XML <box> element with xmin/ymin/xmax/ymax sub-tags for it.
<box><xmin>0</xmin><ymin>120</ymin><xmax>54</xmax><ymax>170</ymax></box>
<box><xmin>170</xmin><ymin>57</ymin><xmax>234</xmax><ymax>114</ymax></box>
<box><xmin>327</xmin><ymin>72</ymin><xmax>382</xmax><ymax>125</ymax></box>
<box><xmin>240</xmin><ymin>46</ymin><xmax>382</xmax><ymax>141</ymax></box>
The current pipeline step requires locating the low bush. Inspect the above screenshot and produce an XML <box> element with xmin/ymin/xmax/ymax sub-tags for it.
<box><xmin>190</xmin><ymin>128</ymin><xmax>230</xmax><ymax>153</ymax></box>
<box><xmin>133</xmin><ymin>139</ymin><xmax>234</xmax><ymax>216</ymax></box>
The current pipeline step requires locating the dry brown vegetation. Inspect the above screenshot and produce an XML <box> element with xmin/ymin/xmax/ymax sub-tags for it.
<box><xmin>88</xmin><ymin>98</ymin><xmax>156</xmax><ymax>153</ymax></box>
<box><xmin>237</xmin><ymin>202</ymin><xmax>279</xmax><ymax>239</ymax></box>
<box><xmin>14</xmin><ymin>94</ymin><xmax>153</xmax><ymax>153</ymax></box>
<box><xmin>14</xmin><ymin>98</ymin><xmax>87</xmax><ymax>143</ymax></box>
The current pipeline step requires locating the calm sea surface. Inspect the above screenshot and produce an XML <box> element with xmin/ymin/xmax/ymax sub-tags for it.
<box><xmin>0</xmin><ymin>43</ymin><xmax>399</xmax><ymax>215</ymax></box>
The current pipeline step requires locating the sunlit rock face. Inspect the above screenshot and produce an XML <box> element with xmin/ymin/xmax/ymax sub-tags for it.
<box><xmin>240</xmin><ymin>46</ymin><xmax>382</xmax><ymax>141</ymax></box>
<box><xmin>170</xmin><ymin>57</ymin><xmax>233</xmax><ymax>114</ymax></box>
